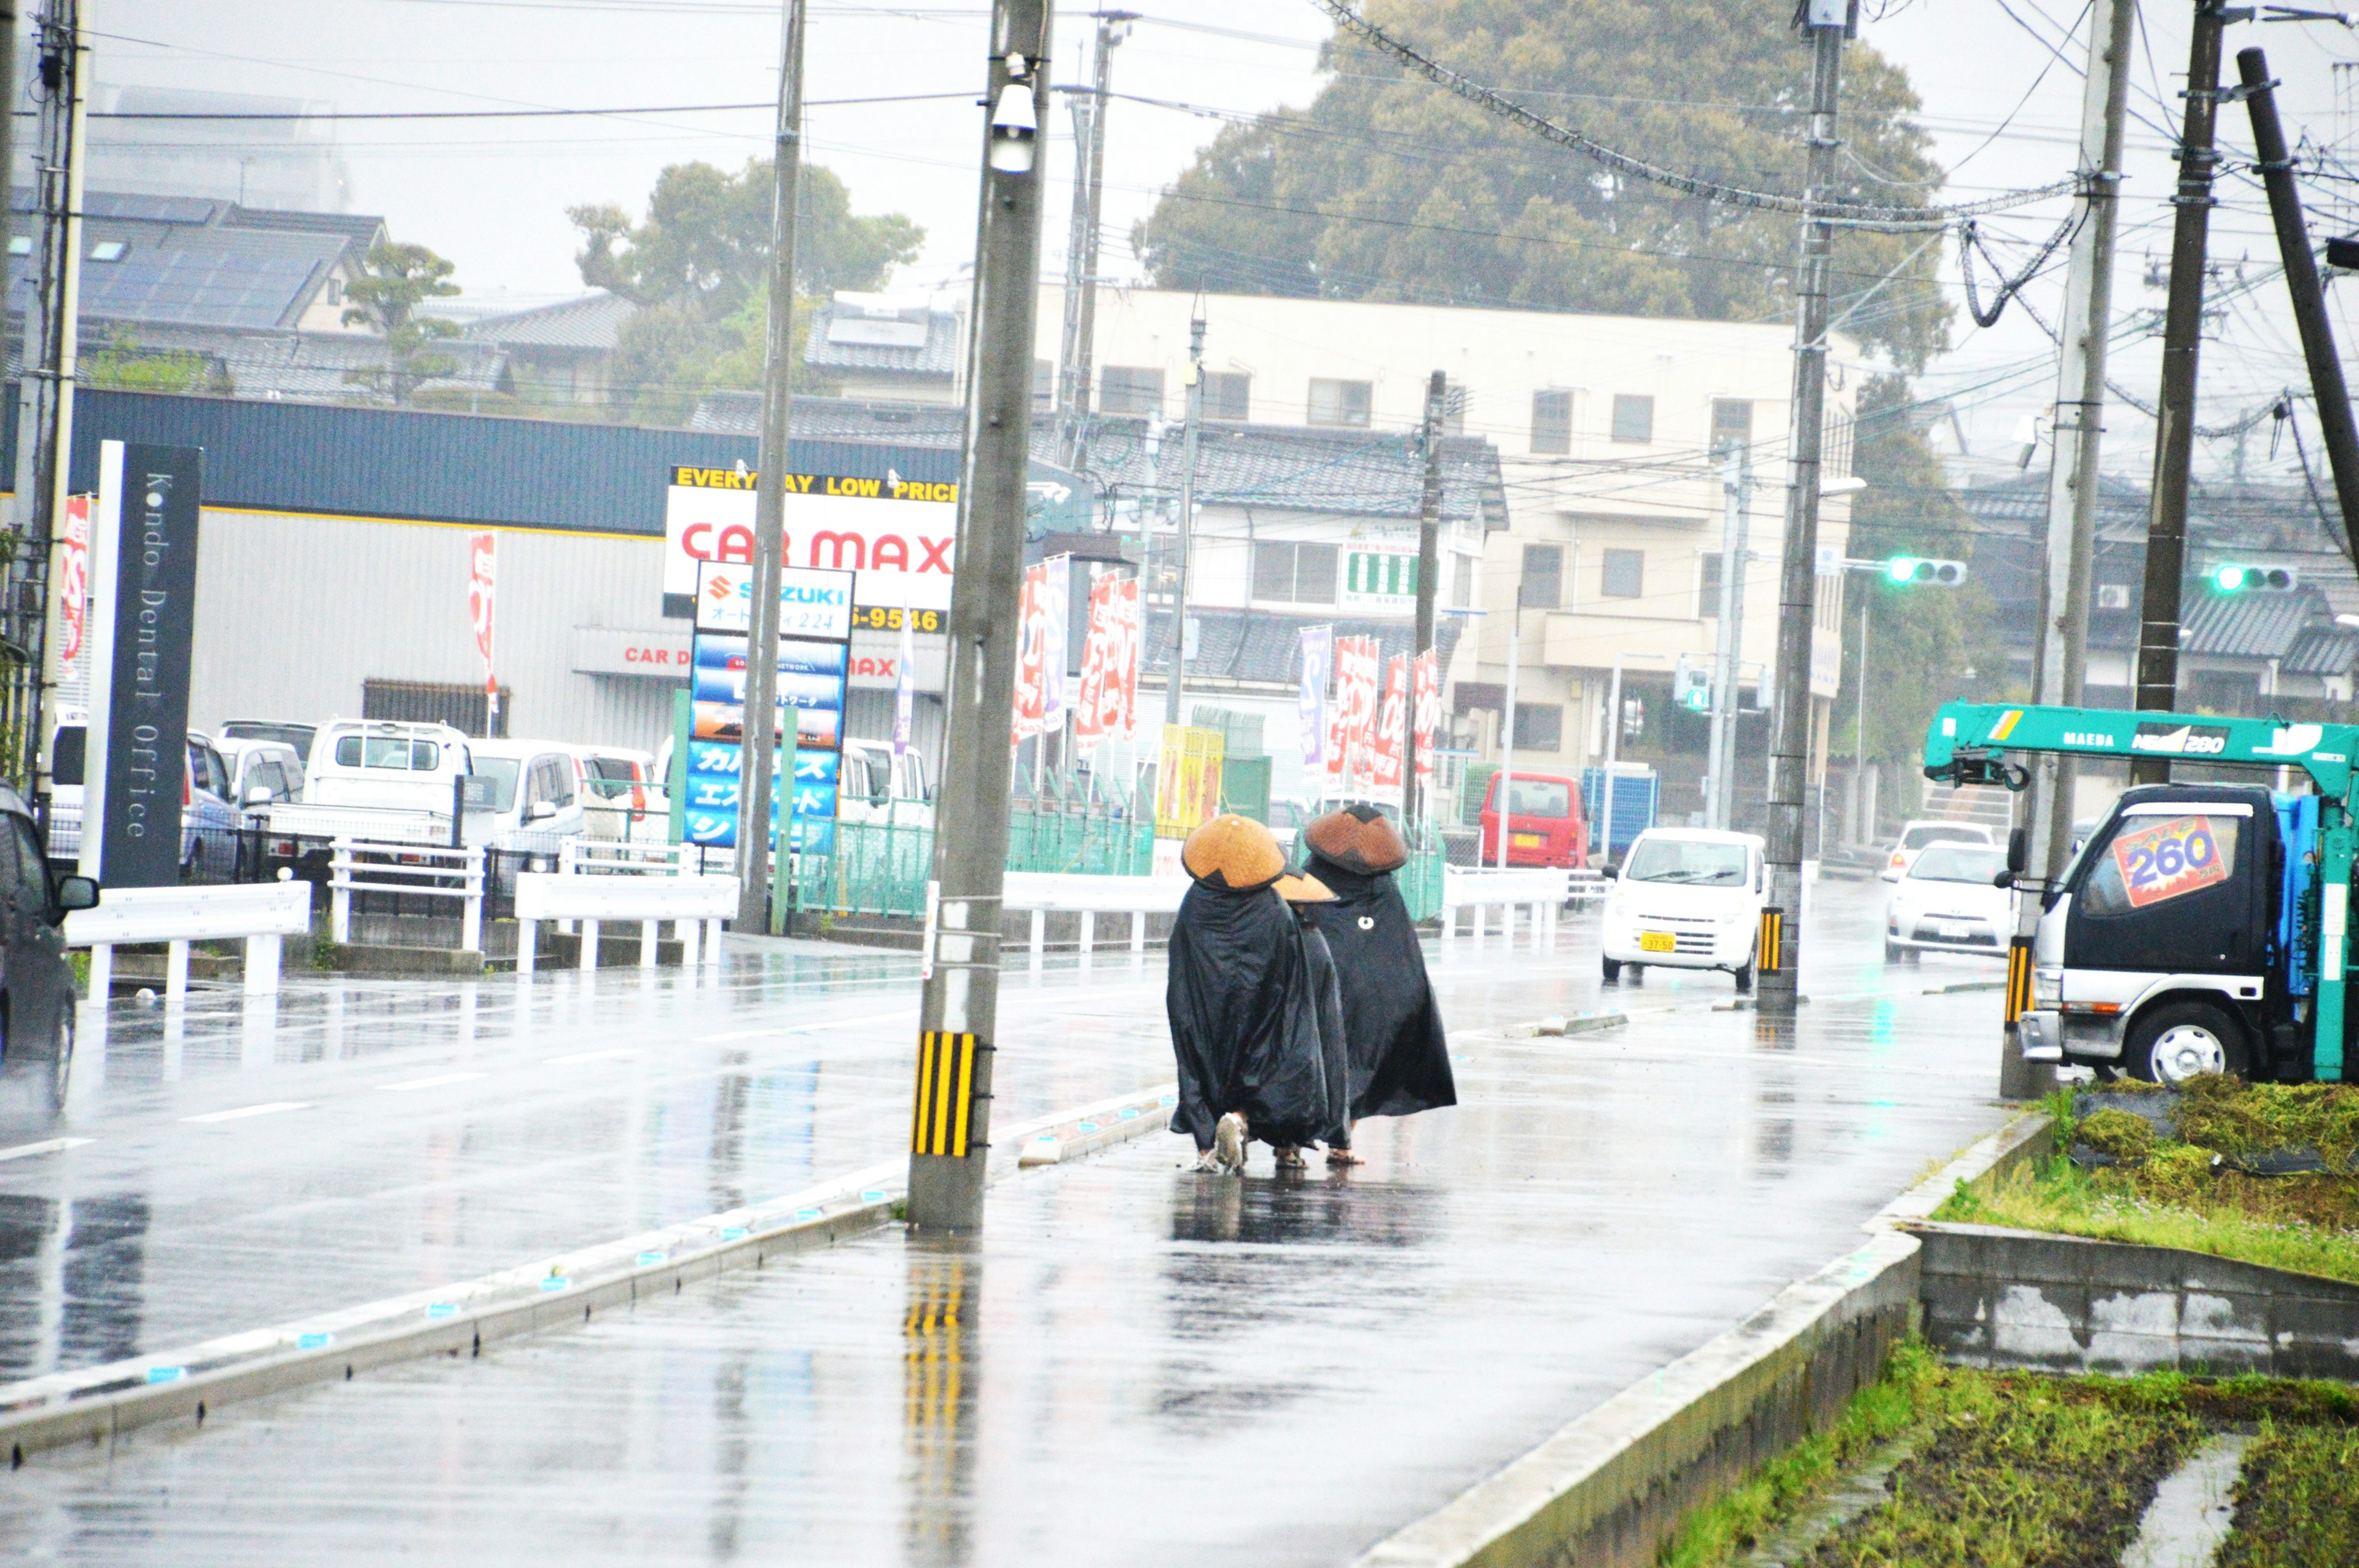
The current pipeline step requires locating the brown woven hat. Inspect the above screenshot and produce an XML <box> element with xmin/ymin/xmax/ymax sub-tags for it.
<box><xmin>1305</xmin><ymin>802</ymin><xmax>1409</xmax><ymax>875</ymax></box>
<box><xmin>1181</xmin><ymin>814</ymin><xmax>1287</xmax><ymax>890</ymax></box>
<box><xmin>1273</xmin><ymin>872</ymin><xmax>1337</xmax><ymax>903</ymax></box>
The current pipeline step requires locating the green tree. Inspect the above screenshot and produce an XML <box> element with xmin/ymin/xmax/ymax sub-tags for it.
<box><xmin>1836</xmin><ymin>374</ymin><xmax>2005</xmax><ymax>827</ymax></box>
<box><xmin>340</xmin><ymin>241</ymin><xmax>463</xmax><ymax>404</ymax></box>
<box><xmin>569</xmin><ymin>160</ymin><xmax>924</xmax><ymax>424</ymax></box>
<box><xmin>1133</xmin><ymin>0</ymin><xmax>1950</xmax><ymax>370</ymax></box>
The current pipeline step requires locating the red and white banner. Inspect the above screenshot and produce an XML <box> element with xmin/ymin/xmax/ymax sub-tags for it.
<box><xmin>1073</xmin><ymin>574</ymin><xmax>1140</xmax><ymax>757</ymax></box>
<box><xmin>1325</xmin><ymin>636</ymin><xmax>1382</xmax><ymax>784</ymax></box>
<box><xmin>467</xmin><ymin>531</ymin><xmax>498</xmax><ymax>700</ymax></box>
<box><xmin>1371</xmin><ymin>653</ymin><xmax>1409</xmax><ymax>794</ymax></box>
<box><xmin>1414</xmin><ymin>649</ymin><xmax>1439</xmax><ymax>782</ymax></box>
<box><xmin>57</xmin><ymin>494</ymin><xmax>90</xmax><ymax>665</ymax></box>
<box><xmin>1011</xmin><ymin>563</ymin><xmax>1049</xmax><ymax>746</ymax></box>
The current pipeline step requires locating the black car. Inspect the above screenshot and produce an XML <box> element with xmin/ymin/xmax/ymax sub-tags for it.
<box><xmin>0</xmin><ymin>786</ymin><xmax>96</xmax><ymax>1102</ymax></box>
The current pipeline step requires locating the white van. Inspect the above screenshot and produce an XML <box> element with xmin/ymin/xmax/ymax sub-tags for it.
<box><xmin>1599</xmin><ymin>827</ymin><xmax>1768</xmax><ymax>992</ymax></box>
<box><xmin>835</xmin><ymin>738</ymin><xmax>933</xmax><ymax>829</ymax></box>
<box><xmin>571</xmin><ymin>745</ymin><xmax>657</xmax><ymax>841</ymax></box>
<box><xmin>303</xmin><ymin>720</ymin><xmax>474</xmax><ymax>813</ymax></box>
<box><xmin>463</xmin><ymin>738</ymin><xmax>590</xmax><ymax>849</ymax></box>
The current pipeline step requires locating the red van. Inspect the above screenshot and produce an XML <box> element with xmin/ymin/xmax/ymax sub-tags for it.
<box><xmin>1477</xmin><ymin>771</ymin><xmax>1590</xmax><ymax>868</ymax></box>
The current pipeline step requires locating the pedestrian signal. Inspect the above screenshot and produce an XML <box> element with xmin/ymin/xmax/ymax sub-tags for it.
<box><xmin>1673</xmin><ymin>656</ymin><xmax>1713</xmax><ymax>714</ymax></box>
<box><xmin>2209</xmin><ymin>563</ymin><xmax>2296</xmax><ymax>593</ymax></box>
<box><xmin>1885</xmin><ymin>556</ymin><xmax>1967</xmax><ymax>587</ymax></box>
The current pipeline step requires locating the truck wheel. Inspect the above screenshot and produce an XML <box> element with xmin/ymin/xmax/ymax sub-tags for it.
<box><xmin>1884</xmin><ymin>940</ymin><xmax>1901</xmax><ymax>964</ymax></box>
<box><xmin>2125</xmin><ymin>1001</ymin><xmax>2248</xmax><ymax>1085</ymax></box>
<box><xmin>1601</xmin><ymin>956</ymin><xmax>1621</xmax><ymax>983</ymax></box>
<box><xmin>1733</xmin><ymin>961</ymin><xmax>1754</xmax><ymax>994</ymax></box>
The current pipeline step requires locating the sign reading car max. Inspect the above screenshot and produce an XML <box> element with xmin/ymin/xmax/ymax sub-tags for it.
<box><xmin>663</xmin><ymin>468</ymin><xmax>957</xmax><ymax>619</ymax></box>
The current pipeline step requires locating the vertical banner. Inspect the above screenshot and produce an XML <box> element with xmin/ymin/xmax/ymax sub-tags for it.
<box><xmin>57</xmin><ymin>494</ymin><xmax>89</xmax><ymax>666</ymax></box>
<box><xmin>467</xmin><ymin>531</ymin><xmax>498</xmax><ymax>731</ymax></box>
<box><xmin>1413</xmin><ymin>649</ymin><xmax>1440</xmax><ymax>782</ymax></box>
<box><xmin>1108</xmin><ymin>575</ymin><xmax>1140</xmax><ymax>743</ymax></box>
<box><xmin>1040</xmin><ymin>553</ymin><xmax>1071</xmax><ymax>728</ymax></box>
<box><xmin>1371</xmin><ymin>653</ymin><xmax>1409</xmax><ymax>799</ymax></box>
<box><xmin>1011</xmin><ymin>563</ymin><xmax>1047</xmax><ymax>746</ymax></box>
<box><xmin>1297</xmin><ymin>625</ymin><xmax>1332</xmax><ymax>774</ymax></box>
<box><xmin>80</xmin><ymin>441</ymin><xmax>201</xmax><ymax>887</ymax></box>
<box><xmin>893</xmin><ymin>595</ymin><xmax>917</xmax><ymax>757</ymax></box>
<box><xmin>682</xmin><ymin>560</ymin><xmax>853</xmax><ymax>854</ymax></box>
<box><xmin>1155</xmin><ymin>724</ymin><xmax>1226</xmax><ymax>837</ymax></box>
<box><xmin>1326</xmin><ymin>636</ymin><xmax>1380</xmax><ymax>787</ymax></box>
<box><xmin>1072</xmin><ymin>572</ymin><xmax>1119</xmax><ymax>759</ymax></box>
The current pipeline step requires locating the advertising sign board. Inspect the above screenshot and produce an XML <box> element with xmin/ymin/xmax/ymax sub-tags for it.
<box><xmin>683</xmin><ymin>560</ymin><xmax>853</xmax><ymax>853</ymax></box>
<box><xmin>663</xmin><ymin>468</ymin><xmax>957</xmax><ymax>620</ymax></box>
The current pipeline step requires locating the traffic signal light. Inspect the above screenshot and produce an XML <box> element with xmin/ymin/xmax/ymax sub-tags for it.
<box><xmin>2208</xmin><ymin>563</ymin><xmax>2296</xmax><ymax>593</ymax></box>
<box><xmin>1673</xmin><ymin>655</ymin><xmax>1713</xmax><ymax>713</ymax></box>
<box><xmin>1885</xmin><ymin>556</ymin><xmax>1967</xmax><ymax>586</ymax></box>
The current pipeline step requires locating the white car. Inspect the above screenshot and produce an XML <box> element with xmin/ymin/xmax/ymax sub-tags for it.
<box><xmin>463</xmin><ymin>738</ymin><xmax>591</xmax><ymax>849</ymax></box>
<box><xmin>303</xmin><ymin>720</ymin><xmax>474</xmax><ymax>813</ymax></box>
<box><xmin>1885</xmin><ymin>841</ymin><xmax>2013</xmax><ymax>962</ymax></box>
<box><xmin>571</xmin><ymin>745</ymin><xmax>657</xmax><ymax>841</ymax></box>
<box><xmin>213</xmin><ymin>735</ymin><xmax>305</xmax><ymax>811</ymax></box>
<box><xmin>1600</xmin><ymin>827</ymin><xmax>1767</xmax><ymax>992</ymax></box>
<box><xmin>1879</xmin><ymin>819</ymin><xmax>1995</xmax><ymax>882</ymax></box>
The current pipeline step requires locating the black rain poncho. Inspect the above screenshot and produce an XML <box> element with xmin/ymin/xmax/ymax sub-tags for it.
<box><xmin>1165</xmin><ymin>880</ymin><xmax>1341</xmax><ymax>1150</ymax></box>
<box><xmin>1296</xmin><ymin>856</ymin><xmax>1456</xmax><ymax>1120</ymax></box>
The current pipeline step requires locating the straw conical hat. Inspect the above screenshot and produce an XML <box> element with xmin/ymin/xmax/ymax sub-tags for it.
<box><xmin>1305</xmin><ymin>802</ymin><xmax>1410</xmax><ymax>875</ymax></box>
<box><xmin>1273</xmin><ymin>872</ymin><xmax>1337</xmax><ymax>903</ymax></box>
<box><xmin>1181</xmin><ymin>814</ymin><xmax>1286</xmax><ymax>890</ymax></box>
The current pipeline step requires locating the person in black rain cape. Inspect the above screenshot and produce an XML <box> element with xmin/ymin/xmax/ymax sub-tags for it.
<box><xmin>1294</xmin><ymin>804</ymin><xmax>1455</xmax><ymax>1164</ymax></box>
<box><xmin>1275</xmin><ymin>869</ymin><xmax>1352</xmax><ymax>1171</ymax></box>
<box><xmin>1166</xmin><ymin>814</ymin><xmax>1339</xmax><ymax>1174</ymax></box>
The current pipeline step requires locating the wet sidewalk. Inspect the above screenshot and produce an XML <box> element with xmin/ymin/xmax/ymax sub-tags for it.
<box><xmin>1</xmin><ymin>881</ymin><xmax>2015</xmax><ymax>1566</ymax></box>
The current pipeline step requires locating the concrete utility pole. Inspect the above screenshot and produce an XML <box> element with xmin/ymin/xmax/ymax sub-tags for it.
<box><xmin>2240</xmin><ymin>47</ymin><xmax>2359</xmax><ymax>562</ymax></box>
<box><xmin>1406</xmin><ymin>369</ymin><xmax>1446</xmax><ymax>829</ymax></box>
<box><xmin>1706</xmin><ymin>442</ymin><xmax>1751</xmax><ymax>831</ymax></box>
<box><xmin>734</xmin><ymin>0</ymin><xmax>808</xmax><ymax>932</ymax></box>
<box><xmin>2130</xmin><ymin>0</ymin><xmax>2236</xmax><ymax>786</ymax></box>
<box><xmin>1759</xmin><ymin>6</ymin><xmax>1847</xmax><ymax>1019</ymax></box>
<box><xmin>1160</xmin><ymin>307</ymin><xmax>1205</xmax><ymax>728</ymax></box>
<box><xmin>1054</xmin><ymin>10</ymin><xmax>1130</xmax><ymax>472</ymax></box>
<box><xmin>2003</xmin><ymin>0</ymin><xmax>2135</xmax><ymax>1099</ymax></box>
<box><xmin>906</xmin><ymin>0</ymin><xmax>1051</xmax><ymax>1231</ymax></box>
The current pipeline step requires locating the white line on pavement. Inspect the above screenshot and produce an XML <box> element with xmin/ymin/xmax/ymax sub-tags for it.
<box><xmin>182</xmin><ymin>1102</ymin><xmax>310</xmax><ymax>1125</ymax></box>
<box><xmin>379</xmin><ymin>1072</ymin><xmax>489</xmax><ymax>1093</ymax></box>
<box><xmin>0</xmin><ymin>1137</ymin><xmax>94</xmax><ymax>1163</ymax></box>
<box><xmin>542</xmin><ymin>1048</ymin><xmax>636</xmax><ymax>1066</ymax></box>
<box><xmin>696</xmin><ymin>1008</ymin><xmax>917</xmax><ymax>1045</ymax></box>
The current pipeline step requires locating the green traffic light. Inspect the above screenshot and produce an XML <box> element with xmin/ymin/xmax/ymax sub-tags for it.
<box><xmin>1886</xmin><ymin>556</ymin><xmax>1915</xmax><ymax>584</ymax></box>
<box><xmin>2214</xmin><ymin>564</ymin><xmax>2247</xmax><ymax>591</ymax></box>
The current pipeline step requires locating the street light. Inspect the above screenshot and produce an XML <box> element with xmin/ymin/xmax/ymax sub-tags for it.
<box><xmin>987</xmin><ymin>56</ymin><xmax>1041</xmax><ymax>173</ymax></box>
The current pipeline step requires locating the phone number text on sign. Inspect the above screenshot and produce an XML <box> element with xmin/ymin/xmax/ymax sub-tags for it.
<box><xmin>2110</xmin><ymin>816</ymin><xmax>2230</xmax><ymax>908</ymax></box>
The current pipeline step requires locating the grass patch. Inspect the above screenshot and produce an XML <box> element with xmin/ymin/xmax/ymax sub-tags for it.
<box><xmin>1932</xmin><ymin>1077</ymin><xmax>2359</xmax><ymax>1285</ymax></box>
<box><xmin>1662</xmin><ymin>1343</ymin><xmax>2359</xmax><ymax>1568</ymax></box>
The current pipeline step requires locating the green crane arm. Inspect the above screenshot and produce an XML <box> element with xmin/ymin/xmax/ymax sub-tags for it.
<box><xmin>1923</xmin><ymin>702</ymin><xmax>2359</xmax><ymax>806</ymax></box>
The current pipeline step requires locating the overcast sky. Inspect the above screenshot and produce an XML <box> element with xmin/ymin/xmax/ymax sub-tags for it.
<box><xmin>74</xmin><ymin>0</ymin><xmax>2359</xmax><ymax>485</ymax></box>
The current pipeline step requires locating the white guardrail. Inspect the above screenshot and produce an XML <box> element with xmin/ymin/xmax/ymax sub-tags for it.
<box><xmin>65</xmin><ymin>880</ymin><xmax>313</xmax><ymax>999</ymax></box>
<box><xmin>331</xmin><ymin>840</ymin><xmax>485</xmax><ymax>951</ymax></box>
<box><xmin>1441</xmin><ymin>866</ymin><xmax>1568</xmax><ymax>945</ymax></box>
<box><xmin>1000</xmin><ymin>872</ymin><xmax>1187</xmax><ymax>965</ymax></box>
<box><xmin>513</xmin><ymin>872</ymin><xmax>738</xmax><ymax>974</ymax></box>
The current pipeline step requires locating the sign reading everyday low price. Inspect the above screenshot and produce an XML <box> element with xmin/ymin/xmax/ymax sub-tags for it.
<box><xmin>2110</xmin><ymin>815</ymin><xmax>2231</xmax><ymax>909</ymax></box>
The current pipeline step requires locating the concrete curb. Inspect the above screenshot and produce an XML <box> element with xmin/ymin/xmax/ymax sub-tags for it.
<box><xmin>1506</xmin><ymin>1010</ymin><xmax>1628</xmax><ymax>1039</ymax></box>
<box><xmin>1353</xmin><ymin>1111</ymin><xmax>2051</xmax><ymax>1568</ymax></box>
<box><xmin>0</xmin><ymin>1082</ymin><xmax>1178</xmax><ymax>1466</ymax></box>
<box><xmin>1923</xmin><ymin>979</ymin><xmax>2006</xmax><ymax>995</ymax></box>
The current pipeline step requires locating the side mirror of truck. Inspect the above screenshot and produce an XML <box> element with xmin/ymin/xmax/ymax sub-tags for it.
<box><xmin>2006</xmin><ymin>826</ymin><xmax>2029</xmax><ymax>876</ymax></box>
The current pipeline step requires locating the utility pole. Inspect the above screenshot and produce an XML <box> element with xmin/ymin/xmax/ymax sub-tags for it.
<box><xmin>734</xmin><ymin>0</ymin><xmax>807</xmax><ymax>932</ymax></box>
<box><xmin>1406</xmin><ymin>369</ymin><xmax>1446</xmax><ymax>829</ymax></box>
<box><xmin>2130</xmin><ymin>0</ymin><xmax>2237</xmax><ymax>786</ymax></box>
<box><xmin>1759</xmin><ymin>4</ymin><xmax>1847</xmax><ymax>1020</ymax></box>
<box><xmin>1054</xmin><ymin>10</ymin><xmax>1130</xmax><ymax>472</ymax></box>
<box><xmin>1160</xmin><ymin>307</ymin><xmax>1204</xmax><ymax>728</ymax></box>
<box><xmin>1706</xmin><ymin>442</ymin><xmax>1751</xmax><ymax>830</ymax></box>
<box><xmin>15</xmin><ymin>2</ymin><xmax>82</xmax><ymax>816</ymax></box>
<box><xmin>906</xmin><ymin>0</ymin><xmax>1051</xmax><ymax>1231</ymax></box>
<box><xmin>2240</xmin><ymin>47</ymin><xmax>2359</xmax><ymax>561</ymax></box>
<box><xmin>1495</xmin><ymin>598</ymin><xmax>1519</xmax><ymax>872</ymax></box>
<box><xmin>2005</xmin><ymin>0</ymin><xmax>2134</xmax><ymax>1098</ymax></box>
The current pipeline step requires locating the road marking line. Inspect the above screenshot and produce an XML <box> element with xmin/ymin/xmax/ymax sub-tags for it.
<box><xmin>695</xmin><ymin>1028</ymin><xmax>783</xmax><ymax>1042</ymax></box>
<box><xmin>182</xmin><ymin>1102</ymin><xmax>310</xmax><ymax>1124</ymax></box>
<box><xmin>0</xmin><ymin>1137</ymin><xmax>93</xmax><ymax>1162</ymax></box>
<box><xmin>697</xmin><ymin>1007</ymin><xmax>917</xmax><ymax>1044</ymax></box>
<box><xmin>379</xmin><ymin>1072</ymin><xmax>488</xmax><ymax>1093</ymax></box>
<box><xmin>542</xmin><ymin>1048</ymin><xmax>636</xmax><ymax>1066</ymax></box>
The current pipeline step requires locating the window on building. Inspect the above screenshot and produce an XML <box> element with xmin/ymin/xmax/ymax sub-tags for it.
<box><xmin>1100</xmin><ymin>365</ymin><xmax>1165</xmax><ymax>415</ymax></box>
<box><xmin>1699</xmin><ymin>551</ymin><xmax>1723</xmax><ymax>617</ymax></box>
<box><xmin>1520</xmin><ymin>544</ymin><xmax>1563</xmax><ymax>609</ymax></box>
<box><xmin>1602</xmin><ymin>548</ymin><xmax>1645</xmax><ymax>599</ymax></box>
<box><xmin>1709</xmin><ymin>397</ymin><xmax>1754</xmax><ymax>453</ymax></box>
<box><xmin>1611</xmin><ymin>394</ymin><xmax>1655</xmax><ymax>444</ymax></box>
<box><xmin>1032</xmin><ymin>358</ymin><xmax>1054</xmax><ymax>410</ymax></box>
<box><xmin>1202</xmin><ymin>371</ymin><xmax>1251</xmax><ymax>421</ymax></box>
<box><xmin>1250</xmin><ymin>540</ymin><xmax>1339</xmax><ymax>603</ymax></box>
<box><xmin>362</xmin><ymin>678</ymin><xmax>509</xmax><ymax>738</ymax></box>
<box><xmin>1307</xmin><ymin>377</ymin><xmax>1374</xmax><ymax>427</ymax></box>
<box><xmin>6</xmin><ymin>235</ymin><xmax>28</xmax><ymax>257</ymax></box>
<box><xmin>1512</xmin><ymin>702</ymin><xmax>1564</xmax><ymax>752</ymax></box>
<box><xmin>1451</xmin><ymin>553</ymin><xmax>1474</xmax><ymax>609</ymax></box>
<box><xmin>1531</xmin><ymin>389</ymin><xmax>1573</xmax><ymax>455</ymax></box>
<box><xmin>88</xmin><ymin>240</ymin><xmax>126</xmax><ymax>263</ymax></box>
<box><xmin>326</xmin><ymin>276</ymin><xmax>343</xmax><ymax>305</ymax></box>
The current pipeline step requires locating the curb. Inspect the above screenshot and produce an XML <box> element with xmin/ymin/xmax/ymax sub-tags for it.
<box><xmin>1506</xmin><ymin>1010</ymin><xmax>1628</xmax><ymax>1039</ymax></box>
<box><xmin>0</xmin><ymin>1082</ymin><xmax>1178</xmax><ymax>1466</ymax></box>
<box><xmin>1353</xmin><ymin>1112</ymin><xmax>2051</xmax><ymax>1568</ymax></box>
<box><xmin>1923</xmin><ymin>979</ymin><xmax>2005</xmax><ymax>995</ymax></box>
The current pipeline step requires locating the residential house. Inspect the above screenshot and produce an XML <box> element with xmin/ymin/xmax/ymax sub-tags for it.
<box><xmin>805</xmin><ymin>294</ymin><xmax>962</xmax><ymax>404</ymax></box>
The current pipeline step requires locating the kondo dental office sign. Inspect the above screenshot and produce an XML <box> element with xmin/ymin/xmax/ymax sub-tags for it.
<box><xmin>662</xmin><ymin>467</ymin><xmax>957</xmax><ymax>621</ymax></box>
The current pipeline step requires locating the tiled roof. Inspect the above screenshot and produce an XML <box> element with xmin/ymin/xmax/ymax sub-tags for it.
<box><xmin>466</xmin><ymin>291</ymin><xmax>638</xmax><ymax>352</ymax></box>
<box><xmin>2285</xmin><ymin>622</ymin><xmax>2359</xmax><ymax>677</ymax></box>
<box><xmin>17</xmin><ymin>324</ymin><xmax>508</xmax><ymax>402</ymax></box>
<box><xmin>1143</xmin><ymin>607</ymin><xmax>1465</xmax><ymax>687</ymax></box>
<box><xmin>804</xmin><ymin>300</ymin><xmax>961</xmax><ymax>378</ymax></box>
<box><xmin>2180</xmin><ymin>586</ymin><xmax>2323</xmax><ymax>661</ymax></box>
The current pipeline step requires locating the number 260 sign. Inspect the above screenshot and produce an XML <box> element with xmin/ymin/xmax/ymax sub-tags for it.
<box><xmin>2110</xmin><ymin>816</ymin><xmax>2229</xmax><ymax>908</ymax></box>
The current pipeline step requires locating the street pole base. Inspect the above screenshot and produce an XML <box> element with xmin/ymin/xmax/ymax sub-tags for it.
<box><xmin>907</xmin><ymin>1149</ymin><xmax>990</xmax><ymax>1231</ymax></box>
<box><xmin>1998</xmin><ymin>1028</ymin><xmax>2057</xmax><ymax>1102</ymax></box>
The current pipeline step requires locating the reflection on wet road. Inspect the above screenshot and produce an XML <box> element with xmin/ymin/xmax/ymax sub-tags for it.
<box><xmin>0</xmin><ymin>880</ymin><xmax>2014</xmax><ymax>1565</ymax></box>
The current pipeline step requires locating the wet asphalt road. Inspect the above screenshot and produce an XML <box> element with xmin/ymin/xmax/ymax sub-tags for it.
<box><xmin>0</xmin><ymin>877</ymin><xmax>2014</xmax><ymax>1564</ymax></box>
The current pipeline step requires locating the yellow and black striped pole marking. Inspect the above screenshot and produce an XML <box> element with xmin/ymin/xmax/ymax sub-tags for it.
<box><xmin>2005</xmin><ymin>937</ymin><xmax>2036</xmax><ymax>1026</ymax></box>
<box><xmin>910</xmin><ymin>1031</ymin><xmax>984</xmax><ymax>1158</ymax></box>
<box><xmin>1758</xmin><ymin>907</ymin><xmax>1785</xmax><ymax>974</ymax></box>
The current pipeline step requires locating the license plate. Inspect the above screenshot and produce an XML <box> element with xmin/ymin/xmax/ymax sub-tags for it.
<box><xmin>1639</xmin><ymin>931</ymin><xmax>1676</xmax><ymax>953</ymax></box>
<box><xmin>1931</xmin><ymin>922</ymin><xmax>1971</xmax><ymax>940</ymax></box>
<box><xmin>1511</xmin><ymin>832</ymin><xmax>1545</xmax><ymax>849</ymax></box>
